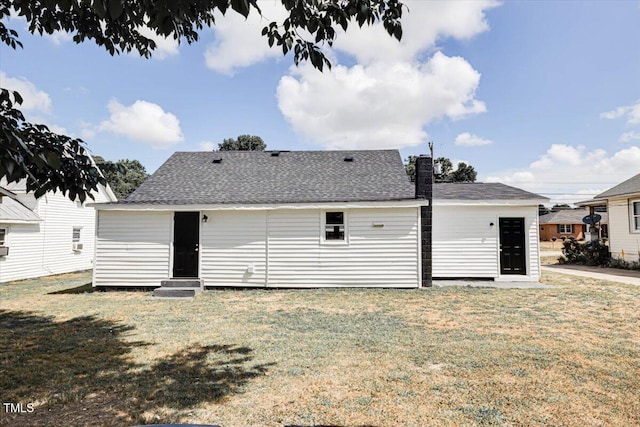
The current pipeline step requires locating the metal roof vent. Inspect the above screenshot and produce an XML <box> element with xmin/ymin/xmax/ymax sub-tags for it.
<box><xmin>344</xmin><ymin>155</ymin><xmax>354</xmax><ymax>162</ymax></box>
<box><xmin>212</xmin><ymin>157</ymin><xmax>223</xmax><ymax>164</ymax></box>
<box><xmin>271</xmin><ymin>151</ymin><xmax>280</xmax><ymax>157</ymax></box>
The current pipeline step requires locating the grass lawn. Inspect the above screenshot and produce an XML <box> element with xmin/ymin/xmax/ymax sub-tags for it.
<box><xmin>1</xmin><ymin>271</ymin><xmax>639</xmax><ymax>427</ymax></box>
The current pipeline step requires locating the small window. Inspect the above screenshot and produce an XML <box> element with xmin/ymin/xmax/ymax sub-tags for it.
<box><xmin>0</xmin><ymin>228</ymin><xmax>6</xmax><ymax>246</ymax></box>
<box><xmin>632</xmin><ymin>200</ymin><xmax>640</xmax><ymax>232</ymax></box>
<box><xmin>558</xmin><ymin>224</ymin><xmax>572</xmax><ymax>234</ymax></box>
<box><xmin>72</xmin><ymin>227</ymin><xmax>81</xmax><ymax>242</ymax></box>
<box><xmin>325</xmin><ymin>212</ymin><xmax>345</xmax><ymax>241</ymax></box>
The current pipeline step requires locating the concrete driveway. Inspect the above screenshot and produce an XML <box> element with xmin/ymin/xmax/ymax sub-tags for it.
<box><xmin>542</xmin><ymin>264</ymin><xmax>640</xmax><ymax>286</ymax></box>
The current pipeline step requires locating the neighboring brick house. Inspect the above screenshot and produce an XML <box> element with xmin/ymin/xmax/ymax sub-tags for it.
<box><xmin>539</xmin><ymin>209</ymin><xmax>608</xmax><ymax>241</ymax></box>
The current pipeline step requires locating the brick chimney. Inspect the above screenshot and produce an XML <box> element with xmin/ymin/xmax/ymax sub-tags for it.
<box><xmin>415</xmin><ymin>155</ymin><xmax>433</xmax><ymax>287</ymax></box>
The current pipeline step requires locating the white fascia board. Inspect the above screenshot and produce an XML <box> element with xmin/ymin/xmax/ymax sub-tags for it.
<box><xmin>101</xmin><ymin>183</ymin><xmax>118</xmax><ymax>202</ymax></box>
<box><xmin>0</xmin><ymin>219</ymin><xmax>42</xmax><ymax>224</ymax></box>
<box><xmin>90</xmin><ymin>199</ymin><xmax>428</xmax><ymax>211</ymax></box>
<box><xmin>604</xmin><ymin>193</ymin><xmax>640</xmax><ymax>202</ymax></box>
<box><xmin>433</xmin><ymin>199</ymin><xmax>545</xmax><ymax>207</ymax></box>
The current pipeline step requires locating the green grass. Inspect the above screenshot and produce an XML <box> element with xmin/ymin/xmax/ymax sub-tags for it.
<box><xmin>1</xmin><ymin>271</ymin><xmax>639</xmax><ymax>426</ymax></box>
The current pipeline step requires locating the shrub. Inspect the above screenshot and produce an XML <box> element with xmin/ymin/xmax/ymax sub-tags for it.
<box><xmin>608</xmin><ymin>257</ymin><xmax>640</xmax><ymax>271</ymax></box>
<box><xmin>561</xmin><ymin>240</ymin><xmax>610</xmax><ymax>266</ymax></box>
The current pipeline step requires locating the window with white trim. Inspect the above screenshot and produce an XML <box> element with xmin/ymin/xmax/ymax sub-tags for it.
<box><xmin>0</xmin><ymin>228</ymin><xmax>6</xmax><ymax>246</ymax></box>
<box><xmin>72</xmin><ymin>227</ymin><xmax>81</xmax><ymax>243</ymax></box>
<box><xmin>324</xmin><ymin>212</ymin><xmax>345</xmax><ymax>241</ymax></box>
<box><xmin>632</xmin><ymin>200</ymin><xmax>640</xmax><ymax>232</ymax></box>
<box><xmin>558</xmin><ymin>224</ymin><xmax>573</xmax><ymax>234</ymax></box>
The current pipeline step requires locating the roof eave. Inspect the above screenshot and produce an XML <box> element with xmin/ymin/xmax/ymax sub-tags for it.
<box><xmin>90</xmin><ymin>199</ymin><xmax>427</xmax><ymax>211</ymax></box>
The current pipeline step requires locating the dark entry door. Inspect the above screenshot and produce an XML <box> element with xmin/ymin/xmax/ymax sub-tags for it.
<box><xmin>173</xmin><ymin>212</ymin><xmax>199</xmax><ymax>278</ymax></box>
<box><xmin>499</xmin><ymin>218</ymin><xmax>526</xmax><ymax>275</ymax></box>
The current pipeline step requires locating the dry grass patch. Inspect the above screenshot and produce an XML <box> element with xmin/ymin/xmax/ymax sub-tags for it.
<box><xmin>1</xmin><ymin>271</ymin><xmax>639</xmax><ymax>426</ymax></box>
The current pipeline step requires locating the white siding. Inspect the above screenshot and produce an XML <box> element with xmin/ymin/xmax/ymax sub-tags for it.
<box><xmin>432</xmin><ymin>204</ymin><xmax>541</xmax><ymax>280</ymax></box>
<box><xmin>0</xmin><ymin>186</ymin><xmax>111</xmax><ymax>283</ymax></box>
<box><xmin>607</xmin><ymin>198</ymin><xmax>640</xmax><ymax>262</ymax></box>
<box><xmin>200</xmin><ymin>210</ymin><xmax>267</xmax><ymax>287</ymax></box>
<box><xmin>93</xmin><ymin>211</ymin><xmax>171</xmax><ymax>286</ymax></box>
<box><xmin>0</xmin><ymin>223</ymin><xmax>46</xmax><ymax>281</ymax></box>
<box><xmin>268</xmin><ymin>208</ymin><xmax>419</xmax><ymax>287</ymax></box>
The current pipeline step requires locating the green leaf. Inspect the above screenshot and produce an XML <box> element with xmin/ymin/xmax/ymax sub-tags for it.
<box><xmin>230</xmin><ymin>0</ymin><xmax>251</xmax><ymax>18</ymax></box>
<box><xmin>92</xmin><ymin>0</ymin><xmax>107</xmax><ymax>19</ymax></box>
<box><xmin>108</xmin><ymin>0</ymin><xmax>124</xmax><ymax>20</ymax></box>
<box><xmin>13</xmin><ymin>91</ymin><xmax>23</xmax><ymax>105</ymax></box>
<box><xmin>393</xmin><ymin>24</ymin><xmax>402</xmax><ymax>41</ymax></box>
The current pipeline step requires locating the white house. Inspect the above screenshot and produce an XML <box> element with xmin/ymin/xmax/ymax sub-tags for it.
<box><xmin>0</xmin><ymin>180</ymin><xmax>116</xmax><ymax>283</ymax></box>
<box><xmin>91</xmin><ymin>150</ymin><xmax>546</xmax><ymax>291</ymax></box>
<box><xmin>580</xmin><ymin>172</ymin><xmax>640</xmax><ymax>262</ymax></box>
<box><xmin>433</xmin><ymin>183</ymin><xmax>547</xmax><ymax>280</ymax></box>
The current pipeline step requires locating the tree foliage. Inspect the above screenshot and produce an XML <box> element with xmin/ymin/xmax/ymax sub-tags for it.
<box><xmin>93</xmin><ymin>156</ymin><xmax>149</xmax><ymax>200</ymax></box>
<box><xmin>217</xmin><ymin>135</ymin><xmax>267</xmax><ymax>151</ymax></box>
<box><xmin>404</xmin><ymin>156</ymin><xmax>478</xmax><ymax>183</ymax></box>
<box><xmin>0</xmin><ymin>0</ymin><xmax>405</xmax><ymax>201</ymax></box>
<box><xmin>0</xmin><ymin>89</ymin><xmax>107</xmax><ymax>202</ymax></box>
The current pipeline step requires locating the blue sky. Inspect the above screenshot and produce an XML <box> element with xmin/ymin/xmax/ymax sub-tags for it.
<box><xmin>1</xmin><ymin>1</ymin><xmax>639</xmax><ymax>205</ymax></box>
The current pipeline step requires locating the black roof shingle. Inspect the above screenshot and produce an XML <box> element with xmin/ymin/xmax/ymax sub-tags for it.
<box><xmin>125</xmin><ymin>150</ymin><xmax>416</xmax><ymax>205</ymax></box>
<box><xmin>117</xmin><ymin>150</ymin><xmax>546</xmax><ymax>206</ymax></box>
<box><xmin>595</xmin><ymin>172</ymin><xmax>640</xmax><ymax>199</ymax></box>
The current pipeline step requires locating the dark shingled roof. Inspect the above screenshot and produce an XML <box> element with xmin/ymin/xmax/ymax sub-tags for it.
<box><xmin>433</xmin><ymin>182</ymin><xmax>546</xmax><ymax>201</ymax></box>
<box><xmin>539</xmin><ymin>210</ymin><xmax>608</xmax><ymax>225</ymax></box>
<box><xmin>116</xmin><ymin>150</ymin><xmax>547</xmax><ymax>206</ymax></box>
<box><xmin>595</xmin><ymin>172</ymin><xmax>640</xmax><ymax>199</ymax></box>
<box><xmin>124</xmin><ymin>150</ymin><xmax>416</xmax><ymax>205</ymax></box>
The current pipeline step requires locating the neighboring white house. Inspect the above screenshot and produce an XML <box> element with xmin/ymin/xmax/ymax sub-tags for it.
<box><xmin>0</xmin><ymin>179</ymin><xmax>116</xmax><ymax>283</ymax></box>
<box><xmin>580</xmin><ymin>172</ymin><xmax>640</xmax><ymax>262</ymax></box>
<box><xmin>91</xmin><ymin>150</ymin><xmax>546</xmax><ymax>289</ymax></box>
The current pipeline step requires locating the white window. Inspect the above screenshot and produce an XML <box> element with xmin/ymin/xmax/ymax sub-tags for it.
<box><xmin>324</xmin><ymin>211</ymin><xmax>346</xmax><ymax>241</ymax></box>
<box><xmin>632</xmin><ymin>200</ymin><xmax>640</xmax><ymax>232</ymax></box>
<box><xmin>0</xmin><ymin>228</ymin><xmax>6</xmax><ymax>246</ymax></box>
<box><xmin>72</xmin><ymin>227</ymin><xmax>83</xmax><ymax>252</ymax></box>
<box><xmin>72</xmin><ymin>227</ymin><xmax>81</xmax><ymax>242</ymax></box>
<box><xmin>558</xmin><ymin>224</ymin><xmax>572</xmax><ymax>234</ymax></box>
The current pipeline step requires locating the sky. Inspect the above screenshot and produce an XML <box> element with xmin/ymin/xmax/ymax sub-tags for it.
<box><xmin>1</xmin><ymin>0</ymin><xmax>640</xmax><ymax>205</ymax></box>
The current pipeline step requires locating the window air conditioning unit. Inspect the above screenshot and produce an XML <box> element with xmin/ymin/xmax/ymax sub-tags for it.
<box><xmin>72</xmin><ymin>243</ymin><xmax>83</xmax><ymax>252</ymax></box>
<box><xmin>0</xmin><ymin>246</ymin><xmax>8</xmax><ymax>256</ymax></box>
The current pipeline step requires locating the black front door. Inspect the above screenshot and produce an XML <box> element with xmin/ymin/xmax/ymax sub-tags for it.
<box><xmin>499</xmin><ymin>217</ymin><xmax>526</xmax><ymax>275</ymax></box>
<box><xmin>173</xmin><ymin>212</ymin><xmax>199</xmax><ymax>278</ymax></box>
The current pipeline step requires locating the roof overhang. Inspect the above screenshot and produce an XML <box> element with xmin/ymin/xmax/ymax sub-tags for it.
<box><xmin>575</xmin><ymin>199</ymin><xmax>607</xmax><ymax>207</ymax></box>
<box><xmin>90</xmin><ymin>199</ymin><xmax>429</xmax><ymax>211</ymax></box>
<box><xmin>0</xmin><ymin>196</ymin><xmax>42</xmax><ymax>223</ymax></box>
<box><xmin>433</xmin><ymin>198</ymin><xmax>547</xmax><ymax>207</ymax></box>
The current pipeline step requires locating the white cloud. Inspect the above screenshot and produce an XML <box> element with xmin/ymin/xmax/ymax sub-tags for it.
<box><xmin>620</xmin><ymin>131</ymin><xmax>640</xmax><ymax>143</ymax></box>
<box><xmin>600</xmin><ymin>101</ymin><xmax>640</xmax><ymax>125</ymax></box>
<box><xmin>137</xmin><ymin>26</ymin><xmax>180</xmax><ymax>59</ymax></box>
<box><xmin>204</xmin><ymin>1</ymin><xmax>288</xmax><ymax>75</ymax></box>
<box><xmin>98</xmin><ymin>99</ymin><xmax>184</xmax><ymax>149</ymax></box>
<box><xmin>486</xmin><ymin>144</ymin><xmax>640</xmax><ymax>205</ymax></box>
<box><xmin>333</xmin><ymin>0</ymin><xmax>499</xmax><ymax>64</ymax></box>
<box><xmin>274</xmin><ymin>1</ymin><xmax>495</xmax><ymax>150</ymax></box>
<box><xmin>203</xmin><ymin>0</ymin><xmax>496</xmax><ymax>149</ymax></box>
<box><xmin>200</xmin><ymin>141</ymin><xmax>215</xmax><ymax>151</ymax></box>
<box><xmin>0</xmin><ymin>72</ymin><xmax>52</xmax><ymax>113</ymax></box>
<box><xmin>277</xmin><ymin>52</ymin><xmax>485</xmax><ymax>150</ymax></box>
<box><xmin>45</xmin><ymin>31</ymin><xmax>73</xmax><ymax>45</ymax></box>
<box><xmin>454</xmin><ymin>132</ymin><xmax>493</xmax><ymax>146</ymax></box>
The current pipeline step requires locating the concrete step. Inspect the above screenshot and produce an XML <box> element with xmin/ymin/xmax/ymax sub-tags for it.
<box><xmin>160</xmin><ymin>279</ymin><xmax>203</xmax><ymax>288</ymax></box>
<box><xmin>153</xmin><ymin>288</ymin><xmax>197</xmax><ymax>299</ymax></box>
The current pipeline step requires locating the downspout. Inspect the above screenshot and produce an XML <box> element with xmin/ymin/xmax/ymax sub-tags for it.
<box><xmin>415</xmin><ymin>155</ymin><xmax>433</xmax><ymax>287</ymax></box>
